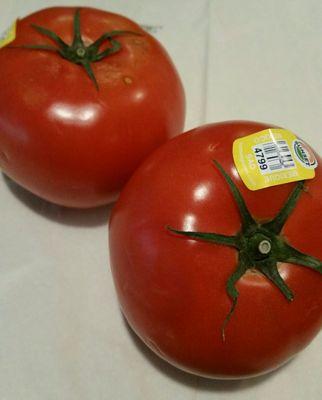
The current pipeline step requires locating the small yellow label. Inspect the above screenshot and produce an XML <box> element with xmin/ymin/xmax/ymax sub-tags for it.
<box><xmin>0</xmin><ymin>21</ymin><xmax>17</xmax><ymax>49</ymax></box>
<box><xmin>233</xmin><ymin>128</ymin><xmax>318</xmax><ymax>190</ymax></box>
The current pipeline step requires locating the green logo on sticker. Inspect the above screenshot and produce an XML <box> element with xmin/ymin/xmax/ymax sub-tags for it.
<box><xmin>293</xmin><ymin>140</ymin><xmax>317</xmax><ymax>169</ymax></box>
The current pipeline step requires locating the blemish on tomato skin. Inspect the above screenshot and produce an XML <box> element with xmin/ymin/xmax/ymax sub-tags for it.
<box><xmin>123</xmin><ymin>76</ymin><xmax>133</xmax><ymax>85</ymax></box>
<box><xmin>208</xmin><ymin>143</ymin><xmax>219</xmax><ymax>153</ymax></box>
<box><xmin>133</xmin><ymin>38</ymin><xmax>143</xmax><ymax>45</ymax></box>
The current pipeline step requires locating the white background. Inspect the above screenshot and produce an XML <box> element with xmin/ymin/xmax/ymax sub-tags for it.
<box><xmin>1</xmin><ymin>1</ymin><xmax>321</xmax><ymax>399</ymax></box>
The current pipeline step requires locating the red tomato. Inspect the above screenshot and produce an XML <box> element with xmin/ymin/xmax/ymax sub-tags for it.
<box><xmin>0</xmin><ymin>7</ymin><xmax>185</xmax><ymax>207</ymax></box>
<box><xmin>109</xmin><ymin>121</ymin><xmax>322</xmax><ymax>378</ymax></box>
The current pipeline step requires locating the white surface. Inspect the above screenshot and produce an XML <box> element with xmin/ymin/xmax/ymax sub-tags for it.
<box><xmin>1</xmin><ymin>1</ymin><xmax>321</xmax><ymax>399</ymax></box>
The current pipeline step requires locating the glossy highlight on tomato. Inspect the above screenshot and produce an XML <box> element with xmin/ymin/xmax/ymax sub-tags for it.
<box><xmin>0</xmin><ymin>7</ymin><xmax>185</xmax><ymax>207</ymax></box>
<box><xmin>109</xmin><ymin>121</ymin><xmax>322</xmax><ymax>379</ymax></box>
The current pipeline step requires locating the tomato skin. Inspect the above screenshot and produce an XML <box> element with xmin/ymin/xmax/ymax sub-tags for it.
<box><xmin>0</xmin><ymin>7</ymin><xmax>185</xmax><ymax>208</ymax></box>
<box><xmin>109</xmin><ymin>121</ymin><xmax>322</xmax><ymax>378</ymax></box>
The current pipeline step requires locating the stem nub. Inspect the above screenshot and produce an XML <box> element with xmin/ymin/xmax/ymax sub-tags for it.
<box><xmin>76</xmin><ymin>47</ymin><xmax>86</xmax><ymax>58</ymax></box>
<box><xmin>258</xmin><ymin>240</ymin><xmax>272</xmax><ymax>255</ymax></box>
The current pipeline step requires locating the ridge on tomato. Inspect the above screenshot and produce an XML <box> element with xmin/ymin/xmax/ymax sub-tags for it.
<box><xmin>0</xmin><ymin>7</ymin><xmax>185</xmax><ymax>207</ymax></box>
<box><xmin>109</xmin><ymin>121</ymin><xmax>322</xmax><ymax>379</ymax></box>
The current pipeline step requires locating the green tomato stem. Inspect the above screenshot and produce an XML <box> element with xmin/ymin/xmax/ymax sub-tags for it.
<box><xmin>167</xmin><ymin>161</ymin><xmax>322</xmax><ymax>341</ymax></box>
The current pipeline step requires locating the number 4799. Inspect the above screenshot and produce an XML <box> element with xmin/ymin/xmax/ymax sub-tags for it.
<box><xmin>254</xmin><ymin>147</ymin><xmax>268</xmax><ymax>171</ymax></box>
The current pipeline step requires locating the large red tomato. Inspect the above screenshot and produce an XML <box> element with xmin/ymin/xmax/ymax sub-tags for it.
<box><xmin>109</xmin><ymin>121</ymin><xmax>322</xmax><ymax>378</ymax></box>
<box><xmin>0</xmin><ymin>7</ymin><xmax>185</xmax><ymax>207</ymax></box>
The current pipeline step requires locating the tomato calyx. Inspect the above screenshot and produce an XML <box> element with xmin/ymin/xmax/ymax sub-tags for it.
<box><xmin>10</xmin><ymin>9</ymin><xmax>140</xmax><ymax>89</ymax></box>
<box><xmin>168</xmin><ymin>161</ymin><xmax>322</xmax><ymax>341</ymax></box>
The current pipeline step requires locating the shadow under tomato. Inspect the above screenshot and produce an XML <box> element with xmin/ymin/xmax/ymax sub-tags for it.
<box><xmin>2</xmin><ymin>173</ymin><xmax>113</xmax><ymax>227</ymax></box>
<box><xmin>122</xmin><ymin>315</ymin><xmax>296</xmax><ymax>392</ymax></box>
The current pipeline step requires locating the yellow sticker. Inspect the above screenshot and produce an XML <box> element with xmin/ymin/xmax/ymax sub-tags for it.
<box><xmin>0</xmin><ymin>20</ymin><xmax>17</xmax><ymax>49</ymax></box>
<box><xmin>233</xmin><ymin>128</ymin><xmax>318</xmax><ymax>191</ymax></box>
